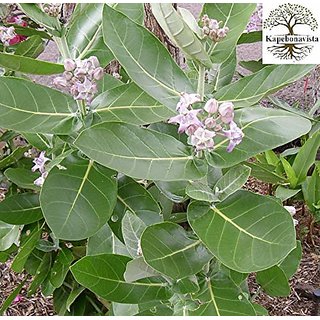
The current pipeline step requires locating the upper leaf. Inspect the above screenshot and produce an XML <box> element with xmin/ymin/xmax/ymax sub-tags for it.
<box><xmin>74</xmin><ymin>122</ymin><xmax>207</xmax><ymax>181</ymax></box>
<box><xmin>40</xmin><ymin>154</ymin><xmax>117</xmax><ymax>240</ymax></box>
<box><xmin>70</xmin><ymin>254</ymin><xmax>172</xmax><ymax>303</ymax></box>
<box><xmin>188</xmin><ymin>190</ymin><xmax>296</xmax><ymax>273</ymax></box>
<box><xmin>0</xmin><ymin>77</ymin><xmax>78</xmax><ymax>134</ymax></box>
<box><xmin>102</xmin><ymin>5</ymin><xmax>194</xmax><ymax>110</ymax></box>
<box><xmin>214</xmin><ymin>65</ymin><xmax>315</xmax><ymax>107</ymax></box>
<box><xmin>206</xmin><ymin>107</ymin><xmax>311</xmax><ymax>168</ymax></box>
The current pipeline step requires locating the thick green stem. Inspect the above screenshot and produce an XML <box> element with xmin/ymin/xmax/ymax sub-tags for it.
<box><xmin>197</xmin><ymin>65</ymin><xmax>206</xmax><ymax>100</ymax></box>
<box><xmin>53</xmin><ymin>35</ymin><xmax>71</xmax><ymax>59</ymax></box>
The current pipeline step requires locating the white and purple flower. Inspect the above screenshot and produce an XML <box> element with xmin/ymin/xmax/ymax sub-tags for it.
<box><xmin>223</xmin><ymin>121</ymin><xmax>244</xmax><ymax>153</ymax></box>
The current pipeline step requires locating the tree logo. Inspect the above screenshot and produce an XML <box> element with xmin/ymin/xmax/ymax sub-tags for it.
<box><xmin>263</xmin><ymin>3</ymin><xmax>319</xmax><ymax>61</ymax></box>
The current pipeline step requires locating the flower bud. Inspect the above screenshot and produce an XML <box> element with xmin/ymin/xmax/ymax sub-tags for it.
<box><xmin>219</xmin><ymin>102</ymin><xmax>234</xmax><ymax>124</ymax></box>
<box><xmin>204</xmin><ymin>117</ymin><xmax>216</xmax><ymax>129</ymax></box>
<box><xmin>204</xmin><ymin>98</ymin><xmax>218</xmax><ymax>114</ymax></box>
<box><xmin>53</xmin><ymin>76</ymin><xmax>67</xmax><ymax>87</ymax></box>
<box><xmin>89</xmin><ymin>56</ymin><xmax>100</xmax><ymax>68</ymax></box>
<box><xmin>93</xmin><ymin>67</ymin><xmax>104</xmax><ymax>80</ymax></box>
<box><xmin>64</xmin><ymin>58</ymin><xmax>76</xmax><ymax>71</ymax></box>
<box><xmin>209</xmin><ymin>19</ymin><xmax>219</xmax><ymax>30</ymax></box>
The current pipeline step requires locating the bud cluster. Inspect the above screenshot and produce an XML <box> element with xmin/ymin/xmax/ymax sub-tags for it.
<box><xmin>41</xmin><ymin>3</ymin><xmax>62</xmax><ymax>17</ymax></box>
<box><xmin>168</xmin><ymin>93</ymin><xmax>244</xmax><ymax>154</ymax></box>
<box><xmin>0</xmin><ymin>26</ymin><xmax>16</xmax><ymax>46</ymax></box>
<box><xmin>32</xmin><ymin>151</ymin><xmax>50</xmax><ymax>187</ymax></box>
<box><xmin>53</xmin><ymin>56</ymin><xmax>104</xmax><ymax>105</ymax></box>
<box><xmin>201</xmin><ymin>14</ymin><xmax>229</xmax><ymax>42</ymax></box>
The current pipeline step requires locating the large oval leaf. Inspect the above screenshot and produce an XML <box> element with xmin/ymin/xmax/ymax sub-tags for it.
<box><xmin>40</xmin><ymin>155</ymin><xmax>117</xmax><ymax>240</ymax></box>
<box><xmin>0</xmin><ymin>53</ymin><xmax>64</xmax><ymax>74</ymax></box>
<box><xmin>0</xmin><ymin>222</ymin><xmax>20</xmax><ymax>251</ymax></box>
<box><xmin>70</xmin><ymin>254</ymin><xmax>172</xmax><ymax>303</ymax></box>
<box><xmin>102</xmin><ymin>5</ymin><xmax>194</xmax><ymax>110</ymax></box>
<box><xmin>0</xmin><ymin>77</ymin><xmax>78</xmax><ymax>134</ymax></box>
<box><xmin>141</xmin><ymin>222</ymin><xmax>212</xmax><ymax>280</ymax></box>
<box><xmin>214</xmin><ymin>65</ymin><xmax>315</xmax><ymax>107</ymax></box>
<box><xmin>74</xmin><ymin>122</ymin><xmax>207</xmax><ymax>181</ymax></box>
<box><xmin>151</xmin><ymin>3</ymin><xmax>212</xmax><ymax>68</ymax></box>
<box><xmin>92</xmin><ymin>83</ymin><xmax>174</xmax><ymax>125</ymax></box>
<box><xmin>0</xmin><ymin>193</ymin><xmax>42</xmax><ymax>225</ymax></box>
<box><xmin>188</xmin><ymin>190</ymin><xmax>296</xmax><ymax>273</ymax></box>
<box><xmin>206</xmin><ymin>107</ymin><xmax>311</xmax><ymax>168</ymax></box>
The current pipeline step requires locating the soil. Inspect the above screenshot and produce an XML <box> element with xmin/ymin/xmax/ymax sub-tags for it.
<box><xmin>1</xmin><ymin>3</ymin><xmax>320</xmax><ymax>316</ymax></box>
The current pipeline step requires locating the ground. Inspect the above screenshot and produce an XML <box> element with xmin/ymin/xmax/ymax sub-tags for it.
<box><xmin>0</xmin><ymin>3</ymin><xmax>319</xmax><ymax>316</ymax></box>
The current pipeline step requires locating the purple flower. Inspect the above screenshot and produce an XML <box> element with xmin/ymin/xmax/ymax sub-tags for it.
<box><xmin>13</xmin><ymin>295</ymin><xmax>22</xmax><ymax>304</ymax></box>
<box><xmin>219</xmin><ymin>102</ymin><xmax>234</xmax><ymax>124</ymax></box>
<box><xmin>176</xmin><ymin>92</ymin><xmax>201</xmax><ymax>112</ymax></box>
<box><xmin>190</xmin><ymin>127</ymin><xmax>215</xmax><ymax>151</ymax></box>
<box><xmin>168</xmin><ymin>109</ymin><xmax>202</xmax><ymax>134</ymax></box>
<box><xmin>204</xmin><ymin>117</ymin><xmax>216</xmax><ymax>129</ymax></box>
<box><xmin>0</xmin><ymin>26</ymin><xmax>16</xmax><ymax>46</ymax></box>
<box><xmin>223</xmin><ymin>121</ymin><xmax>244</xmax><ymax>152</ymax></box>
<box><xmin>204</xmin><ymin>98</ymin><xmax>218</xmax><ymax>114</ymax></box>
<box><xmin>32</xmin><ymin>151</ymin><xmax>50</xmax><ymax>174</ymax></box>
<box><xmin>64</xmin><ymin>59</ymin><xmax>76</xmax><ymax>72</ymax></box>
<box><xmin>34</xmin><ymin>171</ymin><xmax>48</xmax><ymax>187</ymax></box>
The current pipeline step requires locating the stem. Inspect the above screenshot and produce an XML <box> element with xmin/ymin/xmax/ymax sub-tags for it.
<box><xmin>53</xmin><ymin>35</ymin><xmax>71</xmax><ymax>59</ymax></box>
<box><xmin>197</xmin><ymin>65</ymin><xmax>206</xmax><ymax>100</ymax></box>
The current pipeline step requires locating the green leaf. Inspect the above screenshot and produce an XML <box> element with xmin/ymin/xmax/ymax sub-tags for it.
<box><xmin>5</xmin><ymin>168</ymin><xmax>40</xmax><ymax>191</ymax></box>
<box><xmin>40</xmin><ymin>154</ymin><xmax>117</xmax><ymax>240</ymax></box>
<box><xmin>154</xmin><ymin>180</ymin><xmax>188</xmax><ymax>203</ymax></box>
<box><xmin>172</xmin><ymin>276</ymin><xmax>199</xmax><ymax>294</ymax></box>
<box><xmin>19</xmin><ymin>4</ymin><xmax>61</xmax><ymax>35</ymax></box>
<box><xmin>124</xmin><ymin>257</ymin><xmax>159</xmax><ymax>283</ymax></box>
<box><xmin>0</xmin><ymin>222</ymin><xmax>20</xmax><ymax>251</ymax></box>
<box><xmin>0</xmin><ymin>53</ymin><xmax>64</xmax><ymax>74</ymax></box>
<box><xmin>280</xmin><ymin>157</ymin><xmax>298</xmax><ymax>188</ymax></box>
<box><xmin>71</xmin><ymin>254</ymin><xmax>172</xmax><ymax>303</ymax></box>
<box><xmin>214</xmin><ymin>164</ymin><xmax>251</xmax><ymax>201</ymax></box>
<box><xmin>21</xmin><ymin>133</ymin><xmax>52</xmax><ymax>150</ymax></box>
<box><xmin>237</xmin><ymin>31</ymin><xmax>262</xmax><ymax>44</ymax></box>
<box><xmin>114</xmin><ymin>3</ymin><xmax>144</xmax><ymax>24</ymax></box>
<box><xmin>279</xmin><ymin>240</ymin><xmax>302</xmax><ymax>279</ymax></box>
<box><xmin>303</xmin><ymin>164</ymin><xmax>320</xmax><ymax>213</ymax></box>
<box><xmin>15</xmin><ymin>35</ymin><xmax>45</xmax><ymax>58</ymax></box>
<box><xmin>246</xmin><ymin>162</ymin><xmax>285</xmax><ymax>184</ymax></box>
<box><xmin>214</xmin><ymin>65</ymin><xmax>315</xmax><ymax>107</ymax></box>
<box><xmin>75</xmin><ymin>122</ymin><xmax>207</xmax><ymax>181</ymax></box>
<box><xmin>0</xmin><ymin>279</ymin><xmax>26</xmax><ymax>315</ymax></box>
<box><xmin>28</xmin><ymin>252</ymin><xmax>52</xmax><ymax>296</ymax></box>
<box><xmin>8</xmin><ymin>25</ymin><xmax>51</xmax><ymax>40</ymax></box>
<box><xmin>202</xmin><ymin>3</ymin><xmax>256</xmax><ymax>64</ymax></box>
<box><xmin>190</xmin><ymin>273</ymin><xmax>256</xmax><ymax>316</ymax></box>
<box><xmin>186</xmin><ymin>181</ymin><xmax>218</xmax><ymax>203</ymax></box>
<box><xmin>110</xmin><ymin>175</ymin><xmax>161</xmax><ymax>241</ymax></box>
<box><xmin>206</xmin><ymin>107</ymin><xmax>311</xmax><ymax>168</ymax></box>
<box><xmin>0</xmin><ymin>193</ymin><xmax>42</xmax><ymax>225</ymax></box>
<box><xmin>87</xmin><ymin>223</ymin><xmax>113</xmax><ymax>256</ymax></box>
<box><xmin>102</xmin><ymin>5</ymin><xmax>194</xmax><ymax>110</ymax></box>
<box><xmin>188</xmin><ymin>190</ymin><xmax>296</xmax><ymax>273</ymax></box>
<box><xmin>151</xmin><ymin>3</ymin><xmax>212</xmax><ymax>68</ymax></box>
<box><xmin>256</xmin><ymin>266</ymin><xmax>290</xmax><ymax>297</ymax></box>
<box><xmin>214</xmin><ymin>49</ymin><xmax>237</xmax><ymax>90</ymax></box>
<box><xmin>0</xmin><ymin>146</ymin><xmax>29</xmax><ymax>170</ymax></box>
<box><xmin>122</xmin><ymin>211</ymin><xmax>147</xmax><ymax>258</ymax></box>
<box><xmin>275</xmin><ymin>186</ymin><xmax>300</xmax><ymax>202</ymax></box>
<box><xmin>0</xmin><ymin>77</ymin><xmax>78</xmax><ymax>134</ymax></box>
<box><xmin>177</xmin><ymin>7</ymin><xmax>202</xmax><ymax>37</ymax></box>
<box><xmin>252</xmin><ymin>303</ymin><xmax>269</xmax><ymax>316</ymax></box>
<box><xmin>66</xmin><ymin>287</ymin><xmax>85</xmax><ymax>312</ymax></box>
<box><xmin>239</xmin><ymin>59</ymin><xmax>267</xmax><ymax>73</ymax></box>
<box><xmin>112</xmin><ymin>303</ymin><xmax>139</xmax><ymax>316</ymax></box>
<box><xmin>11</xmin><ymin>223</ymin><xmax>42</xmax><ymax>273</ymax></box>
<box><xmin>141</xmin><ymin>222</ymin><xmax>212</xmax><ymax>280</ymax></box>
<box><xmin>50</xmin><ymin>247</ymin><xmax>74</xmax><ymax>288</ymax></box>
<box><xmin>292</xmin><ymin>132</ymin><xmax>320</xmax><ymax>184</ymax></box>
<box><xmin>66</xmin><ymin>3</ymin><xmax>113</xmax><ymax>65</ymax></box>
<box><xmin>92</xmin><ymin>83</ymin><xmax>174</xmax><ymax>125</ymax></box>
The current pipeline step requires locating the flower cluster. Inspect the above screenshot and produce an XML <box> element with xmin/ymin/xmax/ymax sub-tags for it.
<box><xmin>41</xmin><ymin>3</ymin><xmax>62</xmax><ymax>17</ymax></box>
<box><xmin>53</xmin><ymin>56</ymin><xmax>104</xmax><ymax>105</ymax></box>
<box><xmin>6</xmin><ymin>16</ymin><xmax>28</xmax><ymax>45</ymax></box>
<box><xmin>0</xmin><ymin>26</ymin><xmax>16</xmax><ymax>46</ymax></box>
<box><xmin>32</xmin><ymin>151</ymin><xmax>50</xmax><ymax>187</ymax></box>
<box><xmin>201</xmin><ymin>14</ymin><xmax>229</xmax><ymax>42</ymax></box>
<box><xmin>169</xmin><ymin>93</ymin><xmax>244</xmax><ymax>154</ymax></box>
<box><xmin>246</xmin><ymin>4</ymin><xmax>263</xmax><ymax>33</ymax></box>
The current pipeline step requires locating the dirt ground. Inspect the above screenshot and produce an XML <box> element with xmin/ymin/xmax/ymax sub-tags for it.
<box><xmin>1</xmin><ymin>3</ymin><xmax>320</xmax><ymax>316</ymax></box>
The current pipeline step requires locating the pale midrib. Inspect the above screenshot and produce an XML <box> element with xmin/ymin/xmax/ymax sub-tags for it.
<box><xmin>60</xmin><ymin>161</ymin><xmax>94</xmax><ymax>232</ymax></box>
<box><xmin>211</xmin><ymin>206</ymin><xmax>273</xmax><ymax>244</ymax></box>
<box><xmin>95</xmin><ymin>105</ymin><xmax>166</xmax><ymax>112</ymax></box>
<box><xmin>0</xmin><ymin>102</ymin><xmax>74</xmax><ymax>117</ymax></box>
<box><xmin>207</xmin><ymin>280</ymin><xmax>221</xmax><ymax>316</ymax></box>
<box><xmin>148</xmin><ymin>239</ymin><xmax>201</xmax><ymax>262</ymax></box>
<box><xmin>1</xmin><ymin>206</ymin><xmax>41</xmax><ymax>213</ymax></box>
